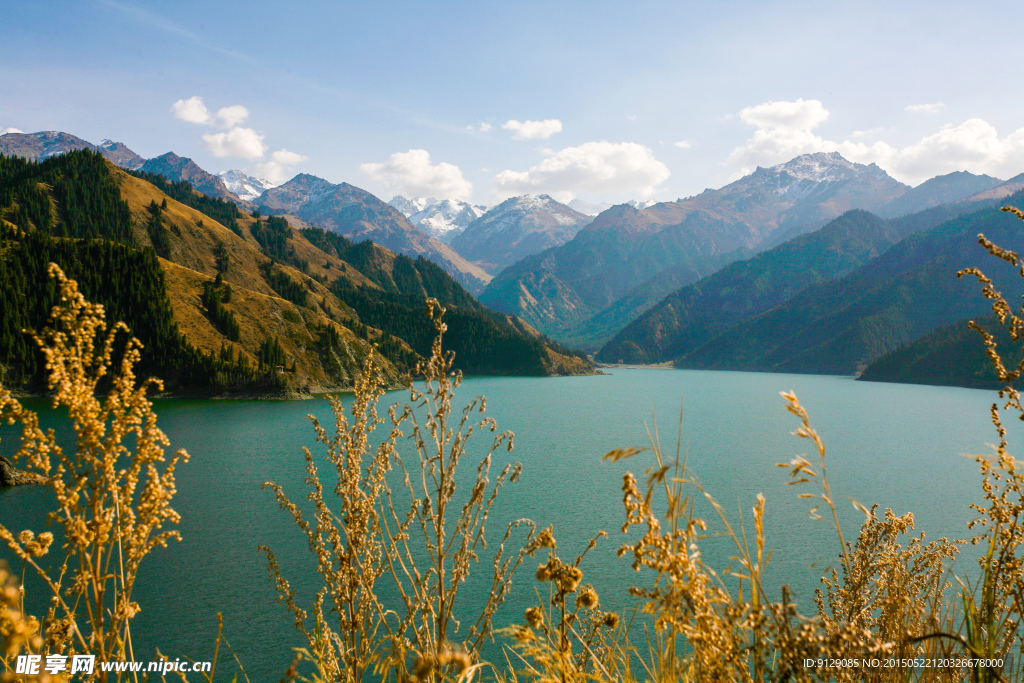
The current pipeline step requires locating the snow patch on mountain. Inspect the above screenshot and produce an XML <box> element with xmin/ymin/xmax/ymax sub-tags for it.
<box><xmin>626</xmin><ymin>199</ymin><xmax>659</xmax><ymax>210</ymax></box>
<box><xmin>389</xmin><ymin>196</ymin><xmax>438</xmax><ymax>217</ymax></box>
<box><xmin>754</xmin><ymin>152</ymin><xmax>896</xmax><ymax>200</ymax></box>
<box><xmin>218</xmin><ymin>170</ymin><xmax>277</xmax><ymax>201</ymax></box>
<box><xmin>409</xmin><ymin>200</ymin><xmax>487</xmax><ymax>241</ymax></box>
<box><xmin>568</xmin><ymin>199</ymin><xmax>612</xmax><ymax>216</ymax></box>
<box><xmin>465</xmin><ymin>195</ymin><xmax>587</xmax><ymax>241</ymax></box>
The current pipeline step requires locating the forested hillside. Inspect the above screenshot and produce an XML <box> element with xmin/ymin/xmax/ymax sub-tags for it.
<box><xmin>598</xmin><ymin>201</ymin><xmax>996</xmax><ymax>364</ymax></box>
<box><xmin>674</xmin><ymin>194</ymin><xmax>1024</xmax><ymax>375</ymax></box>
<box><xmin>858</xmin><ymin>315</ymin><xmax>1017</xmax><ymax>389</ymax></box>
<box><xmin>0</xmin><ymin>150</ymin><xmax>593</xmax><ymax>394</ymax></box>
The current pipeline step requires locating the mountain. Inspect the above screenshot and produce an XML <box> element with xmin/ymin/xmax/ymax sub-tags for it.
<box><xmin>389</xmin><ymin>195</ymin><xmax>438</xmax><ymax>216</ymax></box>
<box><xmin>139</xmin><ymin>153</ymin><xmax>241</xmax><ymax>202</ymax></box>
<box><xmin>568</xmin><ymin>199</ymin><xmax>612</xmax><ymax>216</ymax></box>
<box><xmin>96</xmin><ymin>139</ymin><xmax>145</xmax><ymax>169</ymax></box>
<box><xmin>0</xmin><ymin>131</ymin><xmax>144</xmax><ymax>169</ymax></box>
<box><xmin>255</xmin><ymin>174</ymin><xmax>491</xmax><ymax>292</ymax></box>
<box><xmin>596</xmin><ymin>203</ymin><xmax>992</xmax><ymax>364</ymax></box>
<box><xmin>408</xmin><ymin>199</ymin><xmax>487</xmax><ymax>242</ymax></box>
<box><xmin>479</xmin><ymin>152</ymin><xmax>908</xmax><ymax>345</ymax></box>
<box><xmin>626</xmin><ymin>199</ymin><xmax>659</xmax><ymax>210</ymax></box>
<box><xmin>877</xmin><ymin>171</ymin><xmax>1003</xmax><ymax>218</ymax></box>
<box><xmin>958</xmin><ymin>172</ymin><xmax>1024</xmax><ymax>204</ymax></box>
<box><xmin>672</xmin><ymin>193</ymin><xmax>1024</xmax><ymax>375</ymax></box>
<box><xmin>450</xmin><ymin>195</ymin><xmax>591</xmax><ymax>273</ymax></box>
<box><xmin>218</xmin><ymin>169</ymin><xmax>276</xmax><ymax>201</ymax></box>
<box><xmin>0</xmin><ymin>150</ymin><xmax>593</xmax><ymax>394</ymax></box>
<box><xmin>858</xmin><ymin>315</ymin><xmax>1015</xmax><ymax>389</ymax></box>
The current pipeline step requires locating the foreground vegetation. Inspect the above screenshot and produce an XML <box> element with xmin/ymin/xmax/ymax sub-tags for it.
<box><xmin>4</xmin><ymin>215</ymin><xmax>1024</xmax><ymax>681</ymax></box>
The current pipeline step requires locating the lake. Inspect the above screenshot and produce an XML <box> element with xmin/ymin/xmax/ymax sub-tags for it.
<box><xmin>0</xmin><ymin>368</ymin><xmax>1010</xmax><ymax>680</ymax></box>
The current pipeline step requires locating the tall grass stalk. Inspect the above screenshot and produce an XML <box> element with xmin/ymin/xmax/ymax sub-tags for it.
<box><xmin>262</xmin><ymin>300</ymin><xmax>538</xmax><ymax>682</ymax></box>
<box><xmin>0</xmin><ymin>264</ymin><xmax>189</xmax><ymax>681</ymax></box>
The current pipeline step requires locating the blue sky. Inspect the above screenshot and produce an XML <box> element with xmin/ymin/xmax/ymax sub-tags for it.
<box><xmin>3</xmin><ymin>0</ymin><xmax>1024</xmax><ymax>205</ymax></box>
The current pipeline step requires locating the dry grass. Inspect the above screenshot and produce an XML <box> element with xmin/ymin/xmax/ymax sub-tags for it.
<box><xmin>261</xmin><ymin>299</ymin><xmax>537</xmax><ymax>682</ymax></box>
<box><xmin>5</xmin><ymin>208</ymin><xmax>1024</xmax><ymax>682</ymax></box>
<box><xmin>0</xmin><ymin>264</ymin><xmax>189</xmax><ymax>681</ymax></box>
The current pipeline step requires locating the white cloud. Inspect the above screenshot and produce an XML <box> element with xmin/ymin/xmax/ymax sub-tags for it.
<box><xmin>479</xmin><ymin>122</ymin><xmax>493</xmax><ymax>132</ymax></box>
<box><xmin>171</xmin><ymin>96</ymin><xmax>249</xmax><ymax>127</ymax></box>
<box><xmin>674</xmin><ymin>140</ymin><xmax>691</xmax><ymax>149</ymax></box>
<box><xmin>214</xmin><ymin>104</ymin><xmax>249</xmax><ymax>127</ymax></box>
<box><xmin>890</xmin><ymin>119</ymin><xmax>1024</xmax><ymax>181</ymax></box>
<box><xmin>202</xmin><ymin>127</ymin><xmax>266</xmax><ymax>160</ymax></box>
<box><xmin>850</xmin><ymin>127</ymin><xmax>894</xmax><ymax>139</ymax></box>
<box><xmin>739</xmin><ymin>98</ymin><xmax>829</xmax><ymax>130</ymax></box>
<box><xmin>494</xmin><ymin>141</ymin><xmax>670</xmax><ymax>201</ymax></box>
<box><xmin>501</xmin><ymin>118</ymin><xmax>563</xmax><ymax>140</ymax></box>
<box><xmin>1</xmin><ymin>127</ymin><xmax>24</xmax><ymax>135</ymax></box>
<box><xmin>360</xmin><ymin>149</ymin><xmax>473</xmax><ymax>201</ymax></box>
<box><xmin>728</xmin><ymin>98</ymin><xmax>1024</xmax><ymax>185</ymax></box>
<box><xmin>253</xmin><ymin>148</ymin><xmax>309</xmax><ymax>184</ymax></box>
<box><xmin>271</xmin><ymin>148</ymin><xmax>308</xmax><ymax>165</ymax></box>
<box><xmin>627</xmin><ymin>115</ymin><xmax>639</xmax><ymax>122</ymax></box>
<box><xmin>171</xmin><ymin>96</ymin><xmax>212</xmax><ymax>124</ymax></box>
<box><xmin>906</xmin><ymin>102</ymin><xmax>945</xmax><ymax>114</ymax></box>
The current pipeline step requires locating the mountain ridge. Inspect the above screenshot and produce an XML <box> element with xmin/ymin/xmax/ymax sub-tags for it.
<box><xmin>479</xmin><ymin>152</ymin><xmax>910</xmax><ymax>346</ymax></box>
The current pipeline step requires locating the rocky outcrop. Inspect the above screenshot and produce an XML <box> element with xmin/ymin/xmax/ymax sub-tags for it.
<box><xmin>0</xmin><ymin>456</ymin><xmax>46</xmax><ymax>486</ymax></box>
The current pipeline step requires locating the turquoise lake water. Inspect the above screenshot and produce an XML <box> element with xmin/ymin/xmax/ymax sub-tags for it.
<box><xmin>0</xmin><ymin>369</ymin><xmax>1012</xmax><ymax>680</ymax></box>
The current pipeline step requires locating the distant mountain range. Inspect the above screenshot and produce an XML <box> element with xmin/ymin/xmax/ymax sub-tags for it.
<box><xmin>479</xmin><ymin>152</ymin><xmax>914</xmax><ymax>348</ymax></box>
<box><xmin>254</xmin><ymin>174</ymin><xmax>491</xmax><ymax>292</ymax></box>
<box><xmin>0</xmin><ymin>131</ymin><xmax>145</xmax><ymax>169</ymax></box>
<box><xmin>596</xmin><ymin>199</ymin><xmax>999</xmax><ymax>364</ymax></box>
<box><xmin>140</xmin><ymin>152</ymin><xmax>241</xmax><ymax>202</ymax></box>
<box><xmin>451</xmin><ymin>194</ymin><xmax>592</xmax><ymax>273</ymax></box>
<box><xmin>0</xmin><ymin>149</ymin><xmax>593</xmax><ymax>395</ymax></box>
<box><xmin>568</xmin><ymin>199</ymin><xmax>612</xmax><ymax>216</ymax></box>
<box><xmin>389</xmin><ymin>196</ymin><xmax>487</xmax><ymax>242</ymax></box>
<box><xmin>218</xmin><ymin>169</ymin><xmax>277</xmax><ymax>201</ymax></box>
<box><xmin>8</xmin><ymin>129</ymin><xmax>1024</xmax><ymax>391</ymax></box>
<box><xmin>670</xmin><ymin>192</ymin><xmax>1024</xmax><ymax>375</ymax></box>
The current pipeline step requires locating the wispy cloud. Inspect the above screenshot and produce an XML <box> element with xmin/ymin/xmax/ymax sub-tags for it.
<box><xmin>906</xmin><ymin>102</ymin><xmax>945</xmax><ymax>114</ymax></box>
<box><xmin>501</xmin><ymin>119</ymin><xmax>563</xmax><ymax>140</ymax></box>
<box><xmin>96</xmin><ymin>0</ymin><xmax>254</xmax><ymax>63</ymax></box>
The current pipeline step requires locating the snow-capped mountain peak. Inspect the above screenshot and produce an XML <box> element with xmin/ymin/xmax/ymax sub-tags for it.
<box><xmin>405</xmin><ymin>198</ymin><xmax>487</xmax><ymax>242</ymax></box>
<box><xmin>389</xmin><ymin>195</ymin><xmax>439</xmax><ymax>217</ymax></box>
<box><xmin>218</xmin><ymin>169</ymin><xmax>277</xmax><ymax>201</ymax></box>
<box><xmin>765</xmin><ymin>151</ymin><xmax>890</xmax><ymax>184</ymax></box>
<box><xmin>625</xmin><ymin>199</ymin><xmax>659</xmax><ymax>210</ymax></box>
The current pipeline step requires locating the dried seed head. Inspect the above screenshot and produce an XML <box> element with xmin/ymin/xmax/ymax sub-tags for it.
<box><xmin>575</xmin><ymin>585</ymin><xmax>598</xmax><ymax>609</ymax></box>
<box><xmin>535</xmin><ymin>526</ymin><xmax>556</xmax><ymax>549</ymax></box>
